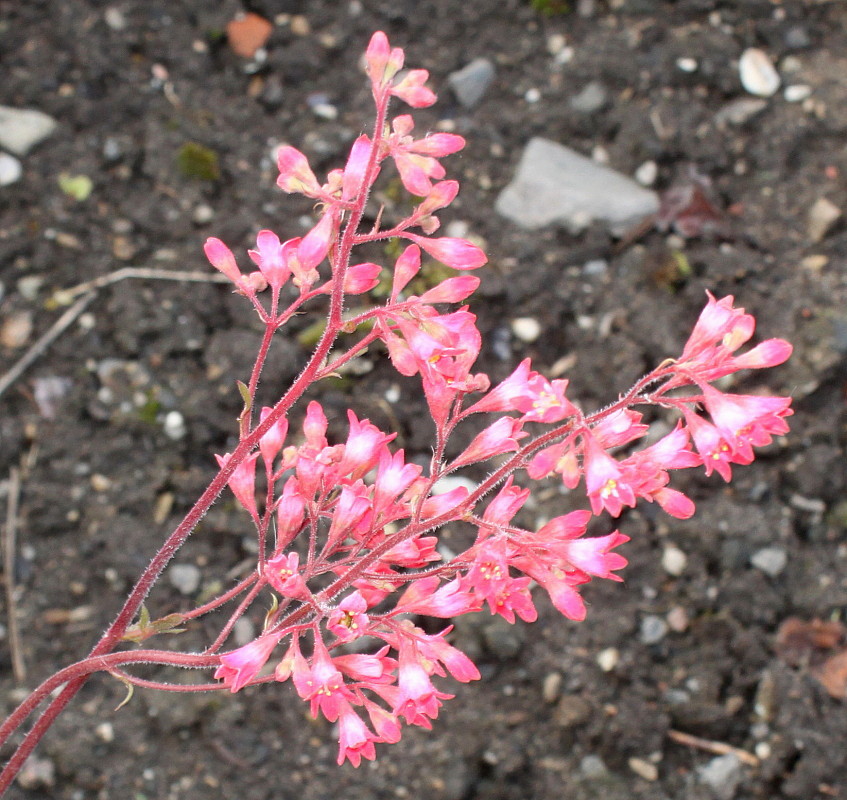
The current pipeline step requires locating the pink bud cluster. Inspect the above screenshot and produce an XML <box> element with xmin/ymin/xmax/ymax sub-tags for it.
<box><xmin>201</xmin><ymin>33</ymin><xmax>793</xmax><ymax>767</ymax></box>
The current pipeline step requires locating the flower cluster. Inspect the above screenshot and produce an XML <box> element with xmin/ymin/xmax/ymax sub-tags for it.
<box><xmin>0</xmin><ymin>31</ymin><xmax>795</xmax><ymax>789</ymax></box>
<box><xmin>197</xmin><ymin>33</ymin><xmax>793</xmax><ymax>766</ymax></box>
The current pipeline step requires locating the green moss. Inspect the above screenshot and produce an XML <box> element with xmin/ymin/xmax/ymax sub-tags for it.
<box><xmin>530</xmin><ymin>0</ymin><xmax>570</xmax><ymax>15</ymax></box>
<box><xmin>177</xmin><ymin>141</ymin><xmax>221</xmax><ymax>181</ymax></box>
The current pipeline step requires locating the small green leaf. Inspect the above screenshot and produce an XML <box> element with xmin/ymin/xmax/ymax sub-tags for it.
<box><xmin>236</xmin><ymin>380</ymin><xmax>253</xmax><ymax>412</ymax></box>
<box><xmin>177</xmin><ymin>142</ymin><xmax>220</xmax><ymax>181</ymax></box>
<box><xmin>58</xmin><ymin>173</ymin><xmax>93</xmax><ymax>201</ymax></box>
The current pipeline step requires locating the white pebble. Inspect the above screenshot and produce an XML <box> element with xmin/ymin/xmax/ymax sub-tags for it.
<box><xmin>163</xmin><ymin>410</ymin><xmax>186</xmax><ymax>440</ymax></box>
<box><xmin>739</xmin><ymin>48</ymin><xmax>780</xmax><ymax>97</ymax></box>
<box><xmin>0</xmin><ymin>152</ymin><xmax>22</xmax><ymax>186</ymax></box>
<box><xmin>511</xmin><ymin>317</ymin><xmax>542</xmax><ymax>343</ymax></box>
<box><xmin>676</xmin><ymin>57</ymin><xmax>698</xmax><ymax>73</ymax></box>
<box><xmin>634</xmin><ymin>160</ymin><xmax>658</xmax><ymax>187</ymax></box>
<box><xmin>784</xmin><ymin>84</ymin><xmax>812</xmax><ymax>103</ymax></box>
<box><xmin>95</xmin><ymin>722</ymin><xmax>115</xmax><ymax>743</ymax></box>
<box><xmin>596</xmin><ymin>647</ymin><xmax>619</xmax><ymax>672</ymax></box>
<box><xmin>662</xmin><ymin>545</ymin><xmax>688</xmax><ymax>576</ymax></box>
<box><xmin>524</xmin><ymin>88</ymin><xmax>541</xmax><ymax>104</ymax></box>
<box><xmin>751</xmin><ymin>547</ymin><xmax>787</xmax><ymax>577</ymax></box>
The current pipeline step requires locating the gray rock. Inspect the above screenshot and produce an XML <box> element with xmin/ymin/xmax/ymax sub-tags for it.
<box><xmin>696</xmin><ymin>754</ymin><xmax>743</xmax><ymax>800</ymax></box>
<box><xmin>495</xmin><ymin>138</ymin><xmax>658</xmax><ymax>234</ymax></box>
<box><xmin>570</xmin><ymin>81</ymin><xmax>608</xmax><ymax>114</ymax></box>
<box><xmin>168</xmin><ymin>563</ymin><xmax>202</xmax><ymax>595</ymax></box>
<box><xmin>750</xmin><ymin>547</ymin><xmax>787</xmax><ymax>577</ymax></box>
<box><xmin>0</xmin><ymin>106</ymin><xmax>57</xmax><ymax>156</ymax></box>
<box><xmin>713</xmin><ymin>98</ymin><xmax>767</xmax><ymax>128</ymax></box>
<box><xmin>447</xmin><ymin>58</ymin><xmax>496</xmax><ymax>108</ymax></box>
<box><xmin>640</xmin><ymin>614</ymin><xmax>669</xmax><ymax>644</ymax></box>
<box><xmin>0</xmin><ymin>152</ymin><xmax>22</xmax><ymax>186</ymax></box>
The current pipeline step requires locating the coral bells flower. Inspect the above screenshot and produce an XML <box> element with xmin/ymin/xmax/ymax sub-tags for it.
<box><xmin>327</xmin><ymin>592</ymin><xmax>370</xmax><ymax>642</ymax></box>
<box><xmin>215</xmin><ymin>634</ymin><xmax>280</xmax><ymax>693</ymax></box>
<box><xmin>292</xmin><ymin>636</ymin><xmax>355</xmax><ymax>722</ymax></box>
<box><xmin>215</xmin><ymin>452</ymin><xmax>259</xmax><ymax>519</ymax></box>
<box><xmin>336</xmin><ymin>703</ymin><xmax>378</xmax><ymax>766</ymax></box>
<box><xmin>265</xmin><ymin>552</ymin><xmax>308</xmax><ymax>599</ymax></box>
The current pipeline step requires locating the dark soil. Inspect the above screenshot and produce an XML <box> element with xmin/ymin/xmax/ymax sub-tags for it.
<box><xmin>2</xmin><ymin>1</ymin><xmax>846</xmax><ymax>799</ymax></box>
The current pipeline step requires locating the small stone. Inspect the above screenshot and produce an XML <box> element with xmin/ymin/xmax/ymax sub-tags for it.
<box><xmin>640</xmin><ymin>615</ymin><xmax>668</xmax><ymax>645</ymax></box>
<box><xmin>289</xmin><ymin>15</ymin><xmax>310</xmax><ymax>36</ymax></box>
<box><xmin>579</xmin><ymin>754</ymin><xmax>609</xmax><ymax>779</ymax></box>
<box><xmin>542</xmin><ymin>672</ymin><xmax>562</xmax><ymax>703</ymax></box>
<box><xmin>546</xmin><ymin>34</ymin><xmax>567</xmax><ymax>56</ymax></box>
<box><xmin>676</xmin><ymin>57</ymin><xmax>698</xmax><ymax>73</ymax></box>
<box><xmin>714</xmin><ymin>98</ymin><xmax>768</xmax><ymax>127</ymax></box>
<box><xmin>168</xmin><ymin>563</ymin><xmax>202</xmax><ymax>595</ymax></box>
<box><xmin>666</xmin><ymin>606</ymin><xmax>689</xmax><ymax>633</ymax></box>
<box><xmin>447</xmin><ymin>58</ymin><xmax>496</xmax><ymax>109</ymax></box>
<box><xmin>583</xmin><ymin>258</ymin><xmax>608</xmax><ymax>277</ymax></box>
<box><xmin>511</xmin><ymin>317</ymin><xmax>541</xmax><ymax>343</ymax></box>
<box><xmin>0</xmin><ymin>106</ymin><xmax>58</xmax><ymax>156</ymax></box>
<box><xmin>635</xmin><ymin>160</ymin><xmax>658</xmax><ymax>187</ymax></box>
<box><xmin>628</xmin><ymin>757</ymin><xmax>658</xmax><ymax>781</ymax></box>
<box><xmin>163</xmin><ymin>410</ymin><xmax>187</xmax><ymax>440</ymax></box>
<box><xmin>17</xmin><ymin>275</ymin><xmax>43</xmax><ymax>300</ymax></box>
<box><xmin>104</xmin><ymin>7</ymin><xmax>127</xmax><ymax>30</ymax></box>
<box><xmin>569</xmin><ymin>81</ymin><xmax>607</xmax><ymax>114</ymax></box>
<box><xmin>192</xmin><ymin>204</ymin><xmax>215</xmax><ymax>225</ymax></box>
<box><xmin>90</xmin><ymin>473</ymin><xmax>112</xmax><ymax>492</ymax></box>
<box><xmin>226</xmin><ymin>12</ymin><xmax>273</xmax><ymax>59</ymax></box>
<box><xmin>784</xmin><ymin>26</ymin><xmax>811</xmax><ymax>50</ymax></box>
<box><xmin>807</xmin><ymin>197</ymin><xmax>841</xmax><ymax>243</ymax></box>
<box><xmin>0</xmin><ymin>310</ymin><xmax>33</xmax><ymax>349</ymax></box>
<box><xmin>751</xmin><ymin>547</ymin><xmax>787</xmax><ymax>577</ymax></box>
<box><xmin>112</xmin><ymin>236</ymin><xmax>136</xmax><ymax>261</ymax></box>
<box><xmin>17</xmin><ymin>755</ymin><xmax>55</xmax><ymax>790</ymax></box>
<box><xmin>596</xmin><ymin>647</ymin><xmax>619</xmax><ymax>672</ymax></box>
<box><xmin>739</xmin><ymin>48</ymin><xmax>780</xmax><ymax>98</ymax></box>
<box><xmin>554</xmin><ymin>695</ymin><xmax>592</xmax><ymax>728</ymax></box>
<box><xmin>799</xmin><ymin>256</ymin><xmax>827</xmax><ymax>275</ymax></box>
<box><xmin>662</xmin><ymin>545</ymin><xmax>688</xmax><ymax>576</ymax></box>
<box><xmin>95</xmin><ymin>722</ymin><xmax>115</xmax><ymax>743</ymax></box>
<box><xmin>0</xmin><ymin>152</ymin><xmax>22</xmax><ymax>186</ymax></box>
<box><xmin>784</xmin><ymin>84</ymin><xmax>812</xmax><ymax>103</ymax></box>
<box><xmin>696</xmin><ymin>754</ymin><xmax>743</xmax><ymax>800</ymax></box>
<box><xmin>524</xmin><ymin>88</ymin><xmax>541</xmax><ymax>104</ymax></box>
<box><xmin>233</xmin><ymin>616</ymin><xmax>256</xmax><ymax>647</ymax></box>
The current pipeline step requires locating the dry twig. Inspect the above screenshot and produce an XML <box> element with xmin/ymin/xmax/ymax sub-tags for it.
<box><xmin>667</xmin><ymin>729</ymin><xmax>759</xmax><ymax>767</ymax></box>
<box><xmin>52</xmin><ymin>267</ymin><xmax>229</xmax><ymax>304</ymax></box>
<box><xmin>3</xmin><ymin>467</ymin><xmax>26</xmax><ymax>683</ymax></box>
<box><xmin>0</xmin><ymin>293</ymin><xmax>95</xmax><ymax>402</ymax></box>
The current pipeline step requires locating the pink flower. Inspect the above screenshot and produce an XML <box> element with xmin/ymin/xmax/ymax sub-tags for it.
<box><xmin>258</xmin><ymin>407</ymin><xmax>289</xmax><ymax>470</ymax></box>
<box><xmin>204</xmin><ymin>237</ymin><xmax>241</xmax><ymax>284</ymax></box>
<box><xmin>276</xmin><ymin>146</ymin><xmax>322</xmax><ymax>197</ymax></box>
<box><xmin>248</xmin><ymin>230</ymin><xmax>291</xmax><ymax>291</ymax></box>
<box><xmin>336</xmin><ymin>703</ymin><xmax>378</xmax><ymax>767</ymax></box>
<box><xmin>393</xmin><ymin>576</ymin><xmax>481</xmax><ymax>618</ymax></box>
<box><xmin>581</xmin><ymin>435</ymin><xmax>636</xmax><ymax>517</ymax></box>
<box><xmin>327</xmin><ymin>592</ymin><xmax>370</xmax><ymax>642</ymax></box>
<box><xmin>450</xmin><ymin>416</ymin><xmax>526</xmax><ymax>468</ymax></box>
<box><xmin>364</xmin><ymin>31</ymin><xmax>404</xmax><ymax>89</ymax></box>
<box><xmin>372</xmin><ymin>449</ymin><xmax>422</xmax><ymax>516</ymax></box>
<box><xmin>390</xmin><ymin>244</ymin><xmax>422</xmax><ymax>299</ymax></box>
<box><xmin>265</xmin><ymin>551</ymin><xmax>309</xmax><ymax>599</ymax></box>
<box><xmin>342</xmin><ymin>135</ymin><xmax>374</xmax><ymax>201</ymax></box>
<box><xmin>292</xmin><ymin>636</ymin><xmax>355</xmax><ymax>722</ymax></box>
<box><xmin>215</xmin><ymin>634</ymin><xmax>279</xmax><ymax>692</ymax></box>
<box><xmin>390</xmin><ymin>69</ymin><xmax>437</xmax><ymax>108</ymax></box>
<box><xmin>338</xmin><ymin>411</ymin><xmax>395</xmax><ymax>480</ymax></box>
<box><xmin>404</xmin><ymin>233</ymin><xmax>487</xmax><ymax>270</ymax></box>
<box><xmin>214</xmin><ymin>451</ymin><xmax>259</xmax><ymax>519</ymax></box>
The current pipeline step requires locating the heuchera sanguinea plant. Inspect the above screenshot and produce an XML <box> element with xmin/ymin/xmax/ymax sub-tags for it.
<box><xmin>0</xmin><ymin>32</ymin><xmax>793</xmax><ymax>784</ymax></box>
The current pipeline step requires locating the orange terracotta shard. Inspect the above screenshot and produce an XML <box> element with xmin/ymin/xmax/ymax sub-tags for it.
<box><xmin>227</xmin><ymin>13</ymin><xmax>272</xmax><ymax>59</ymax></box>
